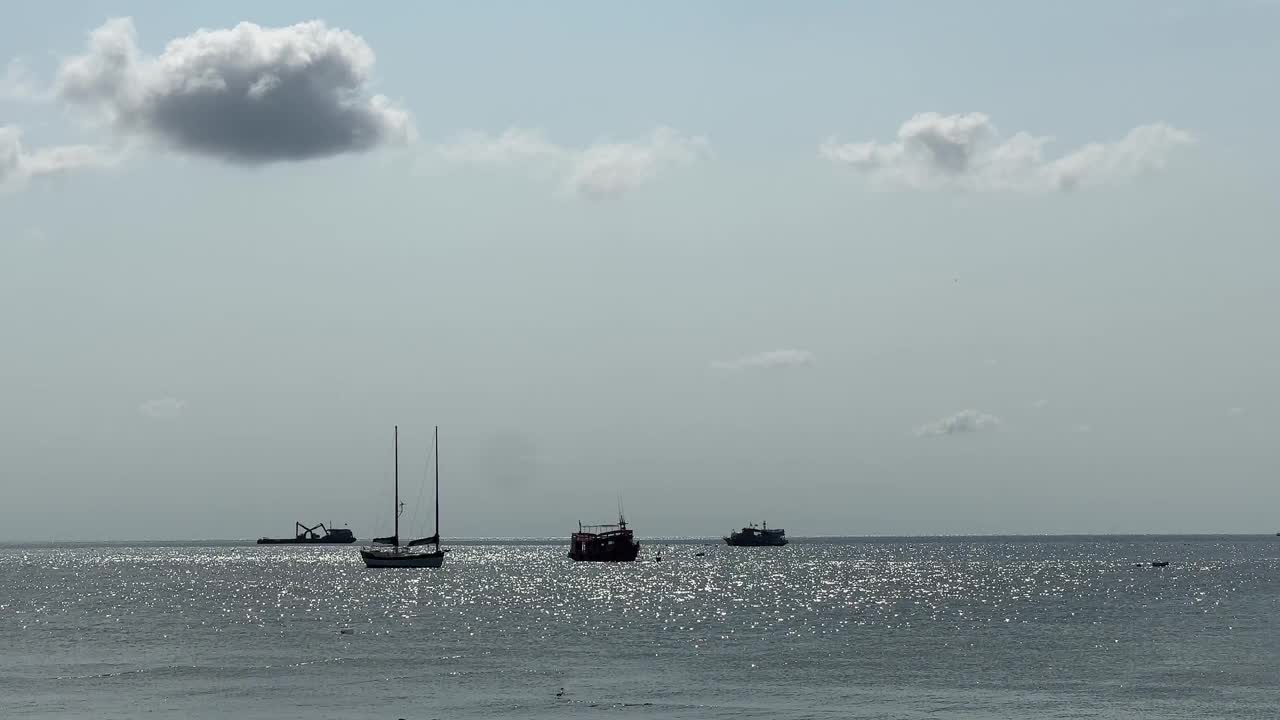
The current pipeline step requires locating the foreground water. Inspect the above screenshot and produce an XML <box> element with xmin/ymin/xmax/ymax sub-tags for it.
<box><xmin>1</xmin><ymin>536</ymin><xmax>1277</xmax><ymax>719</ymax></box>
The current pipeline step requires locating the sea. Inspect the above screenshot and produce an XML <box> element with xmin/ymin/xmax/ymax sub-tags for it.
<box><xmin>1</xmin><ymin>536</ymin><xmax>1277</xmax><ymax>719</ymax></box>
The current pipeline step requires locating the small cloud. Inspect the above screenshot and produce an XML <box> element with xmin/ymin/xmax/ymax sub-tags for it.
<box><xmin>435</xmin><ymin>127</ymin><xmax>566</xmax><ymax>167</ymax></box>
<box><xmin>914</xmin><ymin>409</ymin><xmax>1002</xmax><ymax>437</ymax></box>
<box><xmin>566</xmin><ymin>127</ymin><xmax>708</xmax><ymax>198</ymax></box>
<box><xmin>139</xmin><ymin>396</ymin><xmax>185</xmax><ymax>420</ymax></box>
<box><xmin>821</xmin><ymin>112</ymin><xmax>1193</xmax><ymax>193</ymax></box>
<box><xmin>1071</xmin><ymin>423</ymin><xmax>1093</xmax><ymax>434</ymax></box>
<box><xmin>0</xmin><ymin>59</ymin><xmax>39</xmax><ymax>101</ymax></box>
<box><xmin>54</xmin><ymin>18</ymin><xmax>413</xmax><ymax>164</ymax></box>
<box><xmin>711</xmin><ymin>349</ymin><xmax>815</xmax><ymax>371</ymax></box>
<box><xmin>434</xmin><ymin>126</ymin><xmax>707</xmax><ymax>198</ymax></box>
<box><xmin>1228</xmin><ymin>407</ymin><xmax>1245</xmax><ymax>417</ymax></box>
<box><xmin>476</xmin><ymin>431</ymin><xmax>539</xmax><ymax>489</ymax></box>
<box><xmin>1031</xmin><ymin>399</ymin><xmax>1050</xmax><ymax>410</ymax></box>
<box><xmin>1</xmin><ymin>125</ymin><xmax>110</xmax><ymax>190</ymax></box>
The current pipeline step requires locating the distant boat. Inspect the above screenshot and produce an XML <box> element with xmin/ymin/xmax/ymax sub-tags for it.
<box><xmin>359</xmin><ymin>426</ymin><xmax>448</xmax><ymax>569</ymax></box>
<box><xmin>1151</xmin><ymin>561</ymin><xmax>1169</xmax><ymax>567</ymax></box>
<box><xmin>569</xmin><ymin>514</ymin><xmax>641</xmax><ymax>562</ymax></box>
<box><xmin>257</xmin><ymin>521</ymin><xmax>355</xmax><ymax>544</ymax></box>
<box><xmin>724</xmin><ymin>521</ymin><xmax>788</xmax><ymax>547</ymax></box>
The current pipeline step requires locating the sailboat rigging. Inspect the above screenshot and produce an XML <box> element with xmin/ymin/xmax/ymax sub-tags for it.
<box><xmin>360</xmin><ymin>426</ymin><xmax>447</xmax><ymax>569</ymax></box>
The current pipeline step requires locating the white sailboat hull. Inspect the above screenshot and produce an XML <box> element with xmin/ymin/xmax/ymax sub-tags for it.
<box><xmin>360</xmin><ymin>548</ymin><xmax>446</xmax><ymax>568</ymax></box>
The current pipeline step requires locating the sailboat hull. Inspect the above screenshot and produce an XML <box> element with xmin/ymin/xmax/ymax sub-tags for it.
<box><xmin>360</xmin><ymin>548</ymin><xmax>446</xmax><ymax>568</ymax></box>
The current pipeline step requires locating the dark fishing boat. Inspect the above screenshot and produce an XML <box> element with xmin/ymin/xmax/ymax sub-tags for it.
<box><xmin>359</xmin><ymin>426</ymin><xmax>448</xmax><ymax>569</ymax></box>
<box><xmin>257</xmin><ymin>522</ymin><xmax>355</xmax><ymax>544</ymax></box>
<box><xmin>724</xmin><ymin>521</ymin><xmax>788</xmax><ymax>547</ymax></box>
<box><xmin>569</xmin><ymin>514</ymin><xmax>641</xmax><ymax>562</ymax></box>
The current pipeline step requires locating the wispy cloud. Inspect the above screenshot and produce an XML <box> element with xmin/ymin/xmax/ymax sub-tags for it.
<box><xmin>139</xmin><ymin>397</ymin><xmax>185</xmax><ymax>420</ymax></box>
<box><xmin>1071</xmin><ymin>423</ymin><xmax>1094</xmax><ymax>434</ymax></box>
<box><xmin>54</xmin><ymin>18</ymin><xmax>413</xmax><ymax>164</ymax></box>
<box><xmin>435</xmin><ymin>128</ymin><xmax>565</xmax><ymax>167</ymax></box>
<box><xmin>0</xmin><ymin>125</ymin><xmax>110</xmax><ymax>190</ymax></box>
<box><xmin>1228</xmin><ymin>407</ymin><xmax>1246</xmax><ymax>417</ymax></box>
<box><xmin>711</xmin><ymin>349</ymin><xmax>815</xmax><ymax>371</ymax></box>
<box><xmin>435</xmin><ymin>126</ymin><xmax>708</xmax><ymax>198</ymax></box>
<box><xmin>914</xmin><ymin>409</ymin><xmax>1002</xmax><ymax>437</ymax></box>
<box><xmin>0</xmin><ymin>59</ymin><xmax>39</xmax><ymax>101</ymax></box>
<box><xmin>821</xmin><ymin>112</ymin><xmax>1194</xmax><ymax>192</ymax></box>
<box><xmin>566</xmin><ymin>127</ymin><xmax>707</xmax><ymax>198</ymax></box>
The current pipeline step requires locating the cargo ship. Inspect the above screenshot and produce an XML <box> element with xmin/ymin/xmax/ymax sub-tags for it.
<box><xmin>723</xmin><ymin>521</ymin><xmax>787</xmax><ymax>547</ymax></box>
<box><xmin>257</xmin><ymin>522</ymin><xmax>355</xmax><ymax>544</ymax></box>
<box><xmin>569</xmin><ymin>514</ymin><xmax>641</xmax><ymax>562</ymax></box>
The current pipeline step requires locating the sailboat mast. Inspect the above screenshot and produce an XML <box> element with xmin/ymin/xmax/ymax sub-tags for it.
<box><xmin>394</xmin><ymin>425</ymin><xmax>399</xmax><ymax>546</ymax></box>
<box><xmin>434</xmin><ymin>425</ymin><xmax>440</xmax><ymax>548</ymax></box>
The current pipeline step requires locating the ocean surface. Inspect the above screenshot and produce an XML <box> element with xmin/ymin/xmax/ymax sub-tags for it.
<box><xmin>1</xmin><ymin>536</ymin><xmax>1277</xmax><ymax>719</ymax></box>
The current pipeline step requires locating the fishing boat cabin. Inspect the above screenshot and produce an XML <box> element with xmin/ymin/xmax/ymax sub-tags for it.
<box><xmin>569</xmin><ymin>515</ymin><xmax>641</xmax><ymax>562</ymax></box>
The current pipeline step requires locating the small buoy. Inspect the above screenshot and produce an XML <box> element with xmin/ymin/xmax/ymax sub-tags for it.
<box><xmin>339</xmin><ymin>627</ymin><xmax>353</xmax><ymax>635</ymax></box>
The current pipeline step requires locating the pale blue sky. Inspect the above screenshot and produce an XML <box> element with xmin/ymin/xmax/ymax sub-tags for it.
<box><xmin>2</xmin><ymin>3</ymin><xmax>1278</xmax><ymax>540</ymax></box>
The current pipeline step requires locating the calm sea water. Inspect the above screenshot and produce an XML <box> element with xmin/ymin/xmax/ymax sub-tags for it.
<box><xmin>1</xmin><ymin>536</ymin><xmax>1277</xmax><ymax>719</ymax></box>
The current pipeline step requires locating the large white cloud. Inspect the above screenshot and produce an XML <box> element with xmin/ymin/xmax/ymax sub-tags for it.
<box><xmin>914</xmin><ymin>409</ymin><xmax>1002</xmax><ymax>437</ymax></box>
<box><xmin>435</xmin><ymin>126</ymin><xmax>707</xmax><ymax>198</ymax></box>
<box><xmin>54</xmin><ymin>18</ymin><xmax>413</xmax><ymax>164</ymax></box>
<box><xmin>821</xmin><ymin>112</ymin><xmax>1193</xmax><ymax>192</ymax></box>
<box><xmin>711</xmin><ymin>349</ymin><xmax>815</xmax><ymax>371</ymax></box>
<box><xmin>0</xmin><ymin>125</ymin><xmax>107</xmax><ymax>190</ymax></box>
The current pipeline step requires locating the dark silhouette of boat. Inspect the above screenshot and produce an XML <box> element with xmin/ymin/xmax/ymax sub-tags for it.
<box><xmin>569</xmin><ymin>514</ymin><xmax>640</xmax><ymax>562</ymax></box>
<box><xmin>257</xmin><ymin>522</ymin><xmax>355</xmax><ymax>544</ymax></box>
<box><xmin>360</xmin><ymin>425</ymin><xmax>448</xmax><ymax>568</ymax></box>
<box><xmin>724</xmin><ymin>521</ymin><xmax>788</xmax><ymax>546</ymax></box>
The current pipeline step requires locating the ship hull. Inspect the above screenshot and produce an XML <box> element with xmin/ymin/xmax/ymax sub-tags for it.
<box><xmin>360</xmin><ymin>548</ymin><xmax>446</xmax><ymax>568</ymax></box>
<box><xmin>723</xmin><ymin>535</ymin><xmax>788</xmax><ymax>547</ymax></box>
<box><xmin>568</xmin><ymin>544</ymin><xmax>641</xmax><ymax>562</ymax></box>
<box><xmin>257</xmin><ymin>537</ymin><xmax>356</xmax><ymax>544</ymax></box>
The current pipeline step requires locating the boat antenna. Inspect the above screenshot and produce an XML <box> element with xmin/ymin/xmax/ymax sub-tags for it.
<box><xmin>393</xmin><ymin>425</ymin><xmax>400</xmax><ymax>547</ymax></box>
<box><xmin>434</xmin><ymin>425</ymin><xmax>440</xmax><ymax>550</ymax></box>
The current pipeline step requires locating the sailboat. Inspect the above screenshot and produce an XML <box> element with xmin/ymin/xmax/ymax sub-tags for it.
<box><xmin>360</xmin><ymin>425</ymin><xmax>448</xmax><ymax>569</ymax></box>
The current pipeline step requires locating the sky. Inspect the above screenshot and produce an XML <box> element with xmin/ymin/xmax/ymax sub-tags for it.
<box><xmin>2</xmin><ymin>2</ymin><xmax>1278</xmax><ymax>541</ymax></box>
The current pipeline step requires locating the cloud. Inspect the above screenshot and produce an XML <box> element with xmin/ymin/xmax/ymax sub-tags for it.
<box><xmin>0</xmin><ymin>125</ymin><xmax>109</xmax><ymax>190</ymax></box>
<box><xmin>54</xmin><ymin>18</ymin><xmax>413</xmax><ymax>164</ymax></box>
<box><xmin>434</xmin><ymin>126</ymin><xmax>707</xmax><ymax>198</ymax></box>
<box><xmin>1071</xmin><ymin>423</ymin><xmax>1093</xmax><ymax>434</ymax></box>
<box><xmin>914</xmin><ymin>409</ymin><xmax>1002</xmax><ymax>437</ymax></box>
<box><xmin>566</xmin><ymin>127</ymin><xmax>708</xmax><ymax>198</ymax></box>
<box><xmin>436</xmin><ymin>127</ymin><xmax>565</xmax><ymax>167</ymax></box>
<box><xmin>1</xmin><ymin>59</ymin><xmax>39</xmax><ymax>101</ymax></box>
<box><xmin>711</xmin><ymin>349</ymin><xmax>815</xmax><ymax>371</ymax></box>
<box><xmin>139</xmin><ymin>396</ymin><xmax>185</xmax><ymax>420</ymax></box>
<box><xmin>1228</xmin><ymin>407</ymin><xmax>1246</xmax><ymax>417</ymax></box>
<box><xmin>821</xmin><ymin>112</ymin><xmax>1193</xmax><ymax>192</ymax></box>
